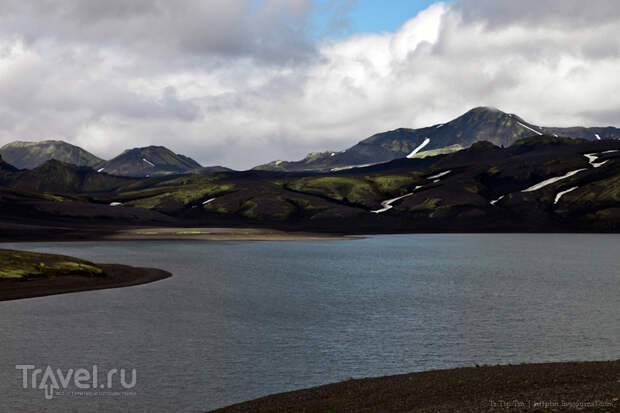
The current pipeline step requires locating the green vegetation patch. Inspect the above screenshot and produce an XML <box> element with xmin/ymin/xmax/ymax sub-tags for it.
<box><xmin>406</xmin><ymin>196</ymin><xmax>454</xmax><ymax>219</ymax></box>
<box><xmin>287</xmin><ymin>198</ymin><xmax>327</xmax><ymax>214</ymax></box>
<box><xmin>127</xmin><ymin>183</ymin><xmax>236</xmax><ymax>209</ymax></box>
<box><xmin>464</xmin><ymin>185</ymin><xmax>480</xmax><ymax>194</ymax></box>
<box><xmin>409</xmin><ymin>144</ymin><xmax>464</xmax><ymax>159</ymax></box>
<box><xmin>42</xmin><ymin>193</ymin><xmax>67</xmax><ymax>202</ymax></box>
<box><xmin>288</xmin><ymin>176</ymin><xmax>379</xmax><ymax>205</ymax></box>
<box><xmin>573</xmin><ymin>175</ymin><xmax>620</xmax><ymax>204</ymax></box>
<box><xmin>367</xmin><ymin>175</ymin><xmax>418</xmax><ymax>194</ymax></box>
<box><xmin>409</xmin><ymin>197</ymin><xmax>442</xmax><ymax>212</ymax></box>
<box><xmin>0</xmin><ymin>249</ymin><xmax>104</xmax><ymax>280</ymax></box>
<box><xmin>487</xmin><ymin>166</ymin><xmax>500</xmax><ymax>176</ymax></box>
<box><xmin>240</xmin><ymin>200</ymin><xmax>259</xmax><ymax>218</ymax></box>
<box><xmin>152</xmin><ymin>174</ymin><xmax>222</xmax><ymax>187</ymax></box>
<box><xmin>512</xmin><ymin>136</ymin><xmax>587</xmax><ymax>146</ymax></box>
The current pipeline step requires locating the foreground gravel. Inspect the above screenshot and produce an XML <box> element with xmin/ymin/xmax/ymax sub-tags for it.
<box><xmin>210</xmin><ymin>360</ymin><xmax>619</xmax><ymax>413</ymax></box>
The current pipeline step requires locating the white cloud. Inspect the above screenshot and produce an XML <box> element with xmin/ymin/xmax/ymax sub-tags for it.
<box><xmin>0</xmin><ymin>0</ymin><xmax>619</xmax><ymax>169</ymax></box>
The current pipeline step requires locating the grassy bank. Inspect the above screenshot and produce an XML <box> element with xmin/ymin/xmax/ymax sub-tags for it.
<box><xmin>0</xmin><ymin>249</ymin><xmax>171</xmax><ymax>301</ymax></box>
<box><xmin>0</xmin><ymin>249</ymin><xmax>104</xmax><ymax>279</ymax></box>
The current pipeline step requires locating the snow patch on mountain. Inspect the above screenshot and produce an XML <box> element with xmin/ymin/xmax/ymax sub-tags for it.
<box><xmin>427</xmin><ymin>170</ymin><xmax>451</xmax><ymax>180</ymax></box>
<box><xmin>554</xmin><ymin>187</ymin><xmax>578</xmax><ymax>205</ymax></box>
<box><xmin>517</xmin><ymin>121</ymin><xmax>542</xmax><ymax>136</ymax></box>
<box><xmin>522</xmin><ymin>169</ymin><xmax>586</xmax><ymax>192</ymax></box>
<box><xmin>371</xmin><ymin>186</ymin><xmax>423</xmax><ymax>214</ymax></box>
<box><xmin>584</xmin><ymin>153</ymin><xmax>609</xmax><ymax>168</ymax></box>
<box><xmin>407</xmin><ymin>138</ymin><xmax>431</xmax><ymax>158</ymax></box>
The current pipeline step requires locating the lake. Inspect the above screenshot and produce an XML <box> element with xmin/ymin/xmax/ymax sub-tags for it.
<box><xmin>1</xmin><ymin>234</ymin><xmax>619</xmax><ymax>412</ymax></box>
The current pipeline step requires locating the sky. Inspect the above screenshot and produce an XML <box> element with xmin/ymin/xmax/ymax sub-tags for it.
<box><xmin>347</xmin><ymin>0</ymin><xmax>441</xmax><ymax>33</ymax></box>
<box><xmin>0</xmin><ymin>0</ymin><xmax>619</xmax><ymax>169</ymax></box>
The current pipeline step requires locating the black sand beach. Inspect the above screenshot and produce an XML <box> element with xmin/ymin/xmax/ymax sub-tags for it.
<box><xmin>210</xmin><ymin>361</ymin><xmax>619</xmax><ymax>413</ymax></box>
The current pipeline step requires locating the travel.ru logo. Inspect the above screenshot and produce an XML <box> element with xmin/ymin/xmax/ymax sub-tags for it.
<box><xmin>16</xmin><ymin>364</ymin><xmax>137</xmax><ymax>400</ymax></box>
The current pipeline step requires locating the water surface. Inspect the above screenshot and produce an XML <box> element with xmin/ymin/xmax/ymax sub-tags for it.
<box><xmin>1</xmin><ymin>234</ymin><xmax>619</xmax><ymax>412</ymax></box>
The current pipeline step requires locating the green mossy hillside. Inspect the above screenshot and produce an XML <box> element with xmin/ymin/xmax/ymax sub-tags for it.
<box><xmin>0</xmin><ymin>249</ymin><xmax>104</xmax><ymax>280</ymax></box>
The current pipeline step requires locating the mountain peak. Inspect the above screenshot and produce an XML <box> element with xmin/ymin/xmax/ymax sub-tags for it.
<box><xmin>0</xmin><ymin>139</ymin><xmax>103</xmax><ymax>170</ymax></box>
<box><xmin>469</xmin><ymin>106</ymin><xmax>503</xmax><ymax>113</ymax></box>
<box><xmin>460</xmin><ymin>106</ymin><xmax>508</xmax><ymax>119</ymax></box>
<box><xmin>125</xmin><ymin>145</ymin><xmax>168</xmax><ymax>152</ymax></box>
<box><xmin>101</xmin><ymin>145</ymin><xmax>202</xmax><ymax>177</ymax></box>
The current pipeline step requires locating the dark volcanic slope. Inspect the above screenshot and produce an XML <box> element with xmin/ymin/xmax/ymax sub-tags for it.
<box><xmin>0</xmin><ymin>154</ymin><xmax>18</xmax><ymax>173</ymax></box>
<box><xmin>0</xmin><ymin>161</ymin><xmax>176</xmax><ymax>230</ymax></box>
<box><xmin>0</xmin><ymin>140</ymin><xmax>103</xmax><ymax>170</ymax></box>
<box><xmin>0</xmin><ymin>186</ymin><xmax>175</xmax><ymax>233</ymax></box>
<box><xmin>74</xmin><ymin>136</ymin><xmax>620</xmax><ymax>233</ymax></box>
<box><xmin>2</xmin><ymin>136</ymin><xmax>619</xmax><ymax>233</ymax></box>
<box><xmin>210</xmin><ymin>360</ymin><xmax>620</xmax><ymax>413</ymax></box>
<box><xmin>255</xmin><ymin>107</ymin><xmax>620</xmax><ymax>172</ymax></box>
<box><xmin>0</xmin><ymin>159</ymin><xmax>135</xmax><ymax>194</ymax></box>
<box><xmin>100</xmin><ymin>145</ymin><xmax>202</xmax><ymax>177</ymax></box>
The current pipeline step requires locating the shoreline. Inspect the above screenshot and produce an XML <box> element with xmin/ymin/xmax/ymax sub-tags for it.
<box><xmin>0</xmin><ymin>263</ymin><xmax>171</xmax><ymax>301</ymax></box>
<box><xmin>0</xmin><ymin>222</ymin><xmax>357</xmax><ymax>242</ymax></box>
<box><xmin>101</xmin><ymin>227</ymin><xmax>358</xmax><ymax>241</ymax></box>
<box><xmin>3</xmin><ymin>221</ymin><xmax>618</xmax><ymax>244</ymax></box>
<box><xmin>210</xmin><ymin>360</ymin><xmax>619</xmax><ymax>413</ymax></box>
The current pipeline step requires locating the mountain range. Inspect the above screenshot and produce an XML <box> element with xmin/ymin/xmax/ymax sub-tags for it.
<box><xmin>1</xmin><ymin>135</ymin><xmax>619</xmax><ymax>235</ymax></box>
<box><xmin>254</xmin><ymin>107</ymin><xmax>620</xmax><ymax>172</ymax></box>
<box><xmin>1</xmin><ymin>106</ymin><xmax>619</xmax><ymax>236</ymax></box>
<box><xmin>0</xmin><ymin>142</ymin><xmax>229</xmax><ymax>177</ymax></box>
<box><xmin>2</xmin><ymin>107</ymin><xmax>619</xmax><ymax>176</ymax></box>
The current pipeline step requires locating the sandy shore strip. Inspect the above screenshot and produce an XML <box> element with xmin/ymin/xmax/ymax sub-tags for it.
<box><xmin>0</xmin><ymin>264</ymin><xmax>171</xmax><ymax>301</ymax></box>
<box><xmin>209</xmin><ymin>360</ymin><xmax>619</xmax><ymax>413</ymax></box>
<box><xmin>0</xmin><ymin>221</ymin><xmax>358</xmax><ymax>242</ymax></box>
<box><xmin>103</xmin><ymin>227</ymin><xmax>358</xmax><ymax>241</ymax></box>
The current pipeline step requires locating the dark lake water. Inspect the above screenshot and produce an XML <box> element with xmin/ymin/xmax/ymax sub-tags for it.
<box><xmin>1</xmin><ymin>234</ymin><xmax>619</xmax><ymax>412</ymax></box>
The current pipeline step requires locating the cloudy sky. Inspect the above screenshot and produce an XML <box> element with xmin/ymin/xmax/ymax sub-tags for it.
<box><xmin>1</xmin><ymin>0</ymin><xmax>619</xmax><ymax>169</ymax></box>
